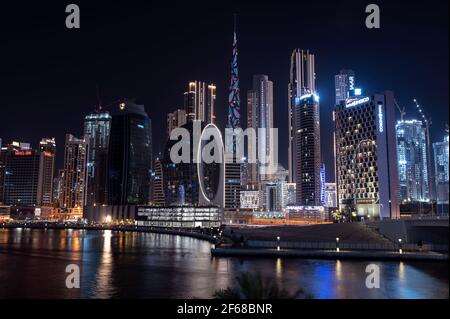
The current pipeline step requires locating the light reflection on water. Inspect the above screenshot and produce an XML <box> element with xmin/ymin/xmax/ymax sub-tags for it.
<box><xmin>0</xmin><ymin>228</ymin><xmax>447</xmax><ymax>299</ymax></box>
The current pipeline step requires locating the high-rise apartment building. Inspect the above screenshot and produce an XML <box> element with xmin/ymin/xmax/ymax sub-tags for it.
<box><xmin>333</xmin><ymin>91</ymin><xmax>400</xmax><ymax>219</ymax></box>
<box><xmin>293</xmin><ymin>93</ymin><xmax>322</xmax><ymax>206</ymax></box>
<box><xmin>62</xmin><ymin>134</ymin><xmax>88</xmax><ymax>215</ymax></box>
<box><xmin>37</xmin><ymin>138</ymin><xmax>56</xmax><ymax>206</ymax></box>
<box><xmin>167</xmin><ymin>109</ymin><xmax>187</xmax><ymax>137</ymax></box>
<box><xmin>288</xmin><ymin>49</ymin><xmax>315</xmax><ymax>184</ymax></box>
<box><xmin>247</xmin><ymin>74</ymin><xmax>274</xmax><ymax>185</ymax></box>
<box><xmin>396</xmin><ymin>120</ymin><xmax>430</xmax><ymax>203</ymax></box>
<box><xmin>433</xmin><ymin>135</ymin><xmax>449</xmax><ymax>206</ymax></box>
<box><xmin>184</xmin><ymin>81</ymin><xmax>216</xmax><ymax>123</ymax></box>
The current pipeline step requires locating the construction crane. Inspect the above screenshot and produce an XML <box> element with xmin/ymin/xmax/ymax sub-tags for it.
<box><xmin>412</xmin><ymin>98</ymin><xmax>434</xmax><ymax>216</ymax></box>
<box><xmin>394</xmin><ymin>99</ymin><xmax>406</xmax><ymax>121</ymax></box>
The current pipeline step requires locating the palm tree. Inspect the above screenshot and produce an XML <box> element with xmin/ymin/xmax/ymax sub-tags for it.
<box><xmin>214</xmin><ymin>272</ymin><xmax>312</xmax><ymax>299</ymax></box>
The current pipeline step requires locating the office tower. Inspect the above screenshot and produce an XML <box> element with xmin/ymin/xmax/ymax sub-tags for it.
<box><xmin>37</xmin><ymin>138</ymin><xmax>56</xmax><ymax>206</ymax></box>
<box><xmin>247</xmin><ymin>74</ymin><xmax>274</xmax><ymax>184</ymax></box>
<box><xmin>335</xmin><ymin>69</ymin><xmax>356</xmax><ymax>105</ymax></box>
<box><xmin>333</xmin><ymin>91</ymin><xmax>400</xmax><ymax>219</ymax></box>
<box><xmin>107</xmin><ymin>100</ymin><xmax>152</xmax><ymax>205</ymax></box>
<box><xmin>207</xmin><ymin>84</ymin><xmax>217</xmax><ymax>124</ymax></box>
<box><xmin>3</xmin><ymin>147</ymin><xmax>40</xmax><ymax>205</ymax></box>
<box><xmin>433</xmin><ymin>135</ymin><xmax>449</xmax><ymax>206</ymax></box>
<box><xmin>240</xmin><ymin>190</ymin><xmax>260</xmax><ymax>210</ymax></box>
<box><xmin>84</xmin><ymin>110</ymin><xmax>111</xmax><ymax>206</ymax></box>
<box><xmin>62</xmin><ymin>134</ymin><xmax>88</xmax><ymax>215</ymax></box>
<box><xmin>224</xmin><ymin>18</ymin><xmax>241</xmax><ymax>221</ymax></box>
<box><xmin>288</xmin><ymin>49</ymin><xmax>315</xmax><ymax>183</ymax></box>
<box><xmin>293</xmin><ymin>93</ymin><xmax>322</xmax><ymax>206</ymax></box>
<box><xmin>325</xmin><ymin>183</ymin><xmax>337</xmax><ymax>208</ymax></box>
<box><xmin>167</xmin><ymin>109</ymin><xmax>187</xmax><ymax>137</ymax></box>
<box><xmin>396</xmin><ymin>120</ymin><xmax>430</xmax><ymax>203</ymax></box>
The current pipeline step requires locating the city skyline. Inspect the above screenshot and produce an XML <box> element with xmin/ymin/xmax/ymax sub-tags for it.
<box><xmin>0</xmin><ymin>1</ymin><xmax>448</xmax><ymax>183</ymax></box>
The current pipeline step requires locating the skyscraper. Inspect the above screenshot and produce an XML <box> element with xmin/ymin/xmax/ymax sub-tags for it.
<box><xmin>207</xmin><ymin>84</ymin><xmax>217</xmax><ymax>124</ymax></box>
<box><xmin>3</xmin><ymin>147</ymin><xmax>40</xmax><ymax>206</ymax></box>
<box><xmin>247</xmin><ymin>74</ymin><xmax>274</xmax><ymax>185</ymax></box>
<box><xmin>293</xmin><ymin>93</ymin><xmax>322</xmax><ymax>206</ymax></box>
<box><xmin>107</xmin><ymin>100</ymin><xmax>152</xmax><ymax>205</ymax></box>
<box><xmin>62</xmin><ymin>134</ymin><xmax>88</xmax><ymax>215</ymax></box>
<box><xmin>288</xmin><ymin>49</ymin><xmax>316</xmax><ymax>183</ymax></box>
<box><xmin>433</xmin><ymin>135</ymin><xmax>449</xmax><ymax>207</ymax></box>
<box><xmin>335</xmin><ymin>69</ymin><xmax>356</xmax><ymax>105</ymax></box>
<box><xmin>167</xmin><ymin>109</ymin><xmax>187</xmax><ymax>137</ymax></box>
<box><xmin>396</xmin><ymin>120</ymin><xmax>430</xmax><ymax>203</ymax></box>
<box><xmin>37</xmin><ymin>138</ymin><xmax>56</xmax><ymax>206</ymax></box>
<box><xmin>333</xmin><ymin>91</ymin><xmax>400</xmax><ymax>219</ymax></box>
<box><xmin>184</xmin><ymin>81</ymin><xmax>206</xmax><ymax>122</ymax></box>
<box><xmin>224</xmin><ymin>17</ymin><xmax>241</xmax><ymax>222</ymax></box>
<box><xmin>84</xmin><ymin>110</ymin><xmax>111</xmax><ymax>206</ymax></box>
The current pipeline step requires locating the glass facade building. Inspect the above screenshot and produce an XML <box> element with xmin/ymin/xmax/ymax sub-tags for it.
<box><xmin>396</xmin><ymin>120</ymin><xmax>430</xmax><ymax>203</ymax></box>
<box><xmin>84</xmin><ymin>110</ymin><xmax>111</xmax><ymax>206</ymax></box>
<box><xmin>107</xmin><ymin>100</ymin><xmax>152</xmax><ymax>205</ymax></box>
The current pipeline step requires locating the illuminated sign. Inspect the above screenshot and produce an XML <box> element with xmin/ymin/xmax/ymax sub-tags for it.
<box><xmin>14</xmin><ymin>151</ymin><xmax>32</xmax><ymax>156</ymax></box>
<box><xmin>43</xmin><ymin>151</ymin><xmax>53</xmax><ymax>158</ymax></box>
<box><xmin>345</xmin><ymin>97</ymin><xmax>369</xmax><ymax>108</ymax></box>
<box><xmin>354</xmin><ymin>88</ymin><xmax>362</xmax><ymax>96</ymax></box>
<box><xmin>378</xmin><ymin>103</ymin><xmax>384</xmax><ymax>132</ymax></box>
<box><xmin>297</xmin><ymin>93</ymin><xmax>320</xmax><ymax>103</ymax></box>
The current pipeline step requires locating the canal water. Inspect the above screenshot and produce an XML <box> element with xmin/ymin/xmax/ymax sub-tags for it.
<box><xmin>0</xmin><ymin>228</ymin><xmax>447</xmax><ymax>299</ymax></box>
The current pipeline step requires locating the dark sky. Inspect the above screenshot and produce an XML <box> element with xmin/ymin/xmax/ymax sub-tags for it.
<box><xmin>0</xmin><ymin>0</ymin><xmax>448</xmax><ymax>181</ymax></box>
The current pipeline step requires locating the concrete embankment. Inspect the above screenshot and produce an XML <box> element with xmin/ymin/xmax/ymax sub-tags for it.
<box><xmin>0</xmin><ymin>223</ymin><xmax>220</xmax><ymax>244</ymax></box>
<box><xmin>211</xmin><ymin>247</ymin><xmax>449</xmax><ymax>261</ymax></box>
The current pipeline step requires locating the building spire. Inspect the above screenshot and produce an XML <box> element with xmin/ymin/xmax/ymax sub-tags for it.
<box><xmin>228</xmin><ymin>13</ymin><xmax>240</xmax><ymax>129</ymax></box>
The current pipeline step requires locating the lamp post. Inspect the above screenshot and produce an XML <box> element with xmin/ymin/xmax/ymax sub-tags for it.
<box><xmin>336</xmin><ymin>237</ymin><xmax>340</xmax><ymax>252</ymax></box>
<box><xmin>398</xmin><ymin>238</ymin><xmax>403</xmax><ymax>254</ymax></box>
<box><xmin>277</xmin><ymin>236</ymin><xmax>280</xmax><ymax>251</ymax></box>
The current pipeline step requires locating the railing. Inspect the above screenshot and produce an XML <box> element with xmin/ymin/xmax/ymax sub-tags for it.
<box><xmin>246</xmin><ymin>240</ymin><xmax>448</xmax><ymax>252</ymax></box>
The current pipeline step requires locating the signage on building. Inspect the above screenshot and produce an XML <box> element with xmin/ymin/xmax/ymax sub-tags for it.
<box><xmin>345</xmin><ymin>97</ymin><xmax>369</xmax><ymax>108</ymax></box>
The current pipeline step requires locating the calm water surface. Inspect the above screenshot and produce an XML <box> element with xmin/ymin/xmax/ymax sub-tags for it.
<box><xmin>0</xmin><ymin>228</ymin><xmax>447</xmax><ymax>299</ymax></box>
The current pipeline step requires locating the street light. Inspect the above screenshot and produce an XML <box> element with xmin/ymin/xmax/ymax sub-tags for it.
<box><xmin>398</xmin><ymin>238</ymin><xmax>403</xmax><ymax>254</ymax></box>
<box><xmin>336</xmin><ymin>237</ymin><xmax>340</xmax><ymax>252</ymax></box>
<box><xmin>277</xmin><ymin>236</ymin><xmax>280</xmax><ymax>251</ymax></box>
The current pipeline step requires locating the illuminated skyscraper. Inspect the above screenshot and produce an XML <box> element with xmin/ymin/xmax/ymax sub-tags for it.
<box><xmin>433</xmin><ymin>135</ymin><xmax>449</xmax><ymax>206</ymax></box>
<box><xmin>62</xmin><ymin>134</ymin><xmax>88</xmax><ymax>215</ymax></box>
<box><xmin>207</xmin><ymin>84</ymin><xmax>217</xmax><ymax>124</ymax></box>
<box><xmin>4</xmin><ymin>147</ymin><xmax>40</xmax><ymax>206</ymax></box>
<box><xmin>184</xmin><ymin>81</ymin><xmax>216</xmax><ymax>124</ymax></box>
<box><xmin>247</xmin><ymin>74</ymin><xmax>274</xmax><ymax>185</ymax></box>
<box><xmin>84</xmin><ymin>110</ymin><xmax>111</xmax><ymax>206</ymax></box>
<box><xmin>167</xmin><ymin>109</ymin><xmax>187</xmax><ymax>137</ymax></box>
<box><xmin>288</xmin><ymin>49</ymin><xmax>315</xmax><ymax>183</ymax></box>
<box><xmin>335</xmin><ymin>69</ymin><xmax>356</xmax><ymax>105</ymax></box>
<box><xmin>107</xmin><ymin>100</ymin><xmax>152</xmax><ymax>205</ymax></box>
<box><xmin>293</xmin><ymin>93</ymin><xmax>322</xmax><ymax>206</ymax></box>
<box><xmin>37</xmin><ymin>138</ymin><xmax>56</xmax><ymax>206</ymax></box>
<box><xmin>333</xmin><ymin>91</ymin><xmax>400</xmax><ymax>219</ymax></box>
<box><xmin>224</xmin><ymin>16</ymin><xmax>241</xmax><ymax>222</ymax></box>
<box><xmin>396</xmin><ymin>120</ymin><xmax>430</xmax><ymax>203</ymax></box>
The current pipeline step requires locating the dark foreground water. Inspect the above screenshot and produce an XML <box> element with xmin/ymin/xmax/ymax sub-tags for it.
<box><xmin>0</xmin><ymin>228</ymin><xmax>448</xmax><ymax>299</ymax></box>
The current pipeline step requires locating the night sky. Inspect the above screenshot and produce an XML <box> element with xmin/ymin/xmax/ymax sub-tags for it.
<box><xmin>0</xmin><ymin>0</ymin><xmax>448</xmax><ymax>181</ymax></box>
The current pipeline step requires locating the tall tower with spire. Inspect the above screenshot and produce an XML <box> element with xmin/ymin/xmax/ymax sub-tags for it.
<box><xmin>227</xmin><ymin>15</ymin><xmax>241</xmax><ymax>129</ymax></box>
<box><xmin>224</xmin><ymin>15</ymin><xmax>243</xmax><ymax>223</ymax></box>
